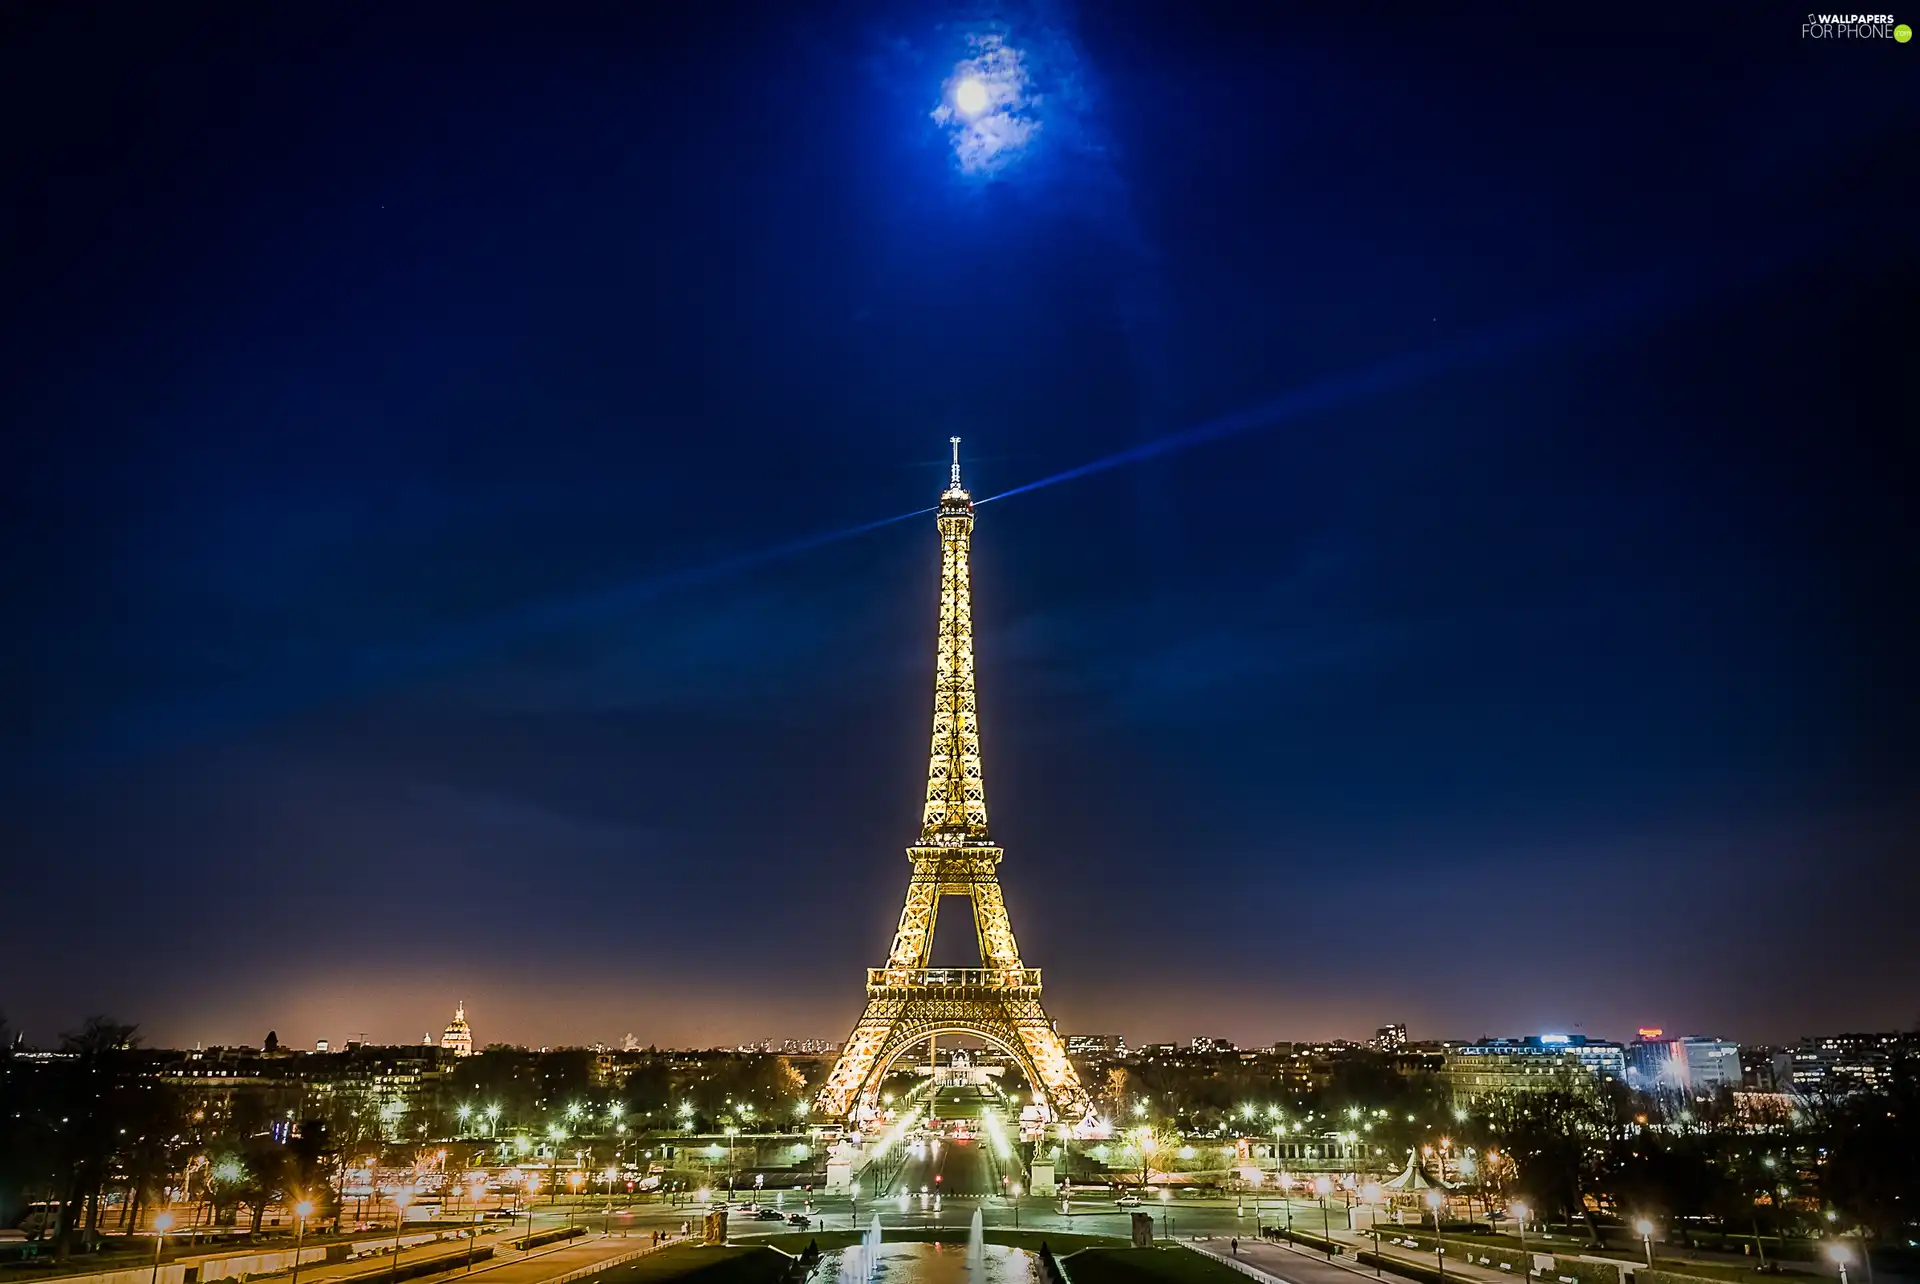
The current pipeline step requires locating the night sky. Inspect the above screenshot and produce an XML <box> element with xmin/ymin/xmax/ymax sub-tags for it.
<box><xmin>3</xmin><ymin>4</ymin><xmax>1915</xmax><ymax>1053</ymax></box>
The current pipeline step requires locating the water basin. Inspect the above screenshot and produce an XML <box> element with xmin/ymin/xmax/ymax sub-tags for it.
<box><xmin>820</xmin><ymin>1241</ymin><xmax>1035</xmax><ymax>1284</ymax></box>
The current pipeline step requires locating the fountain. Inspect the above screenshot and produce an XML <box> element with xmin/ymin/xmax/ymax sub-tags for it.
<box><xmin>838</xmin><ymin>1213</ymin><xmax>884</xmax><ymax>1284</ymax></box>
<box><xmin>824</xmin><ymin>1215</ymin><xmax>1029</xmax><ymax>1284</ymax></box>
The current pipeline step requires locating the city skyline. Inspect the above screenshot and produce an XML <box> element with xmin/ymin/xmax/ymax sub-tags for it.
<box><xmin>4</xmin><ymin>5</ymin><xmax>1916</xmax><ymax>1049</ymax></box>
<box><xmin>10</xmin><ymin>989</ymin><xmax>1910</xmax><ymax>1059</ymax></box>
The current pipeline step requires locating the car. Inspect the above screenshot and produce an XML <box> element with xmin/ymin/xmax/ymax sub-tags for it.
<box><xmin>482</xmin><ymin>1210</ymin><xmax>516</xmax><ymax>1220</ymax></box>
<box><xmin>786</xmin><ymin>1214</ymin><xmax>811</xmax><ymax>1227</ymax></box>
<box><xmin>1115</xmin><ymin>1195</ymin><xmax>1142</xmax><ymax>1208</ymax></box>
<box><xmin>755</xmin><ymin>1209</ymin><xmax>785</xmax><ymax>1221</ymax></box>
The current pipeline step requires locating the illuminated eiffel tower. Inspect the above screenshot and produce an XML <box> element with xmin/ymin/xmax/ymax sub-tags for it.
<box><xmin>815</xmin><ymin>439</ymin><xmax>1091</xmax><ymax>1126</ymax></box>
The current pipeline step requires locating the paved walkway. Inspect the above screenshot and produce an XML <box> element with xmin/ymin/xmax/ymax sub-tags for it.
<box><xmin>1188</xmin><ymin>1227</ymin><xmax>1517</xmax><ymax>1284</ymax></box>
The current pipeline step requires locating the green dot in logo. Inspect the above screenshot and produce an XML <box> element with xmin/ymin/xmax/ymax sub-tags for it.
<box><xmin>1896</xmin><ymin>22</ymin><xmax>1913</xmax><ymax>41</ymax></box>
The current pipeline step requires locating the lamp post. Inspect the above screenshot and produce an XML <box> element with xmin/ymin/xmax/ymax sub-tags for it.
<box><xmin>1512</xmin><ymin>1203</ymin><xmax>1530</xmax><ymax>1272</ymax></box>
<box><xmin>1636</xmin><ymin>1220</ymin><xmax>1655</xmax><ymax>1270</ymax></box>
<box><xmin>390</xmin><ymin>1191</ymin><xmax>414</xmax><ymax>1284</ymax></box>
<box><xmin>1426</xmin><ymin>1190</ymin><xmax>1446</xmax><ymax>1282</ymax></box>
<box><xmin>1012</xmin><ymin>1184</ymin><xmax>1022</xmax><ymax>1229</ymax></box>
<box><xmin>1829</xmin><ymin>1243</ymin><xmax>1852</xmax><ymax>1284</ymax></box>
<box><xmin>150</xmin><ymin>1212</ymin><xmax>175</xmax><ymax>1284</ymax></box>
<box><xmin>1315</xmin><ymin>1176</ymin><xmax>1335</xmax><ymax>1259</ymax></box>
<box><xmin>290</xmin><ymin>1201</ymin><xmax>313</xmax><ymax>1284</ymax></box>
<box><xmin>466</xmin><ymin>1186</ymin><xmax>483</xmax><ymax>1270</ymax></box>
<box><xmin>524</xmin><ymin>1174</ymin><xmax>541</xmax><ymax>1241</ymax></box>
<box><xmin>726</xmin><ymin>1127</ymin><xmax>738</xmax><ymax>1198</ymax></box>
<box><xmin>1362</xmin><ymin>1184</ymin><xmax>1384</xmax><ymax>1278</ymax></box>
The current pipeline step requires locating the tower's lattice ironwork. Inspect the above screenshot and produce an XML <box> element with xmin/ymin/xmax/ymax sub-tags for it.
<box><xmin>815</xmin><ymin>440</ymin><xmax>1091</xmax><ymax>1125</ymax></box>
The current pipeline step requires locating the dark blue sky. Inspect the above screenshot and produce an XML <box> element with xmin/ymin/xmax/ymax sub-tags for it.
<box><xmin>3</xmin><ymin>3</ymin><xmax>1914</xmax><ymax>1052</ymax></box>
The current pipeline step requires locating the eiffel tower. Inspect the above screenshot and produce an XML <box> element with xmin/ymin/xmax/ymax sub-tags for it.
<box><xmin>815</xmin><ymin>439</ymin><xmax>1091</xmax><ymax>1126</ymax></box>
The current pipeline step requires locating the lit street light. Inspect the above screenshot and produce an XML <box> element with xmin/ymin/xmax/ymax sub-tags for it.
<box><xmin>150</xmin><ymin>1212</ymin><xmax>175</xmax><ymax>1284</ymax></box>
<box><xmin>1315</xmin><ymin>1176</ymin><xmax>1335</xmax><ymax>1259</ymax></box>
<box><xmin>1828</xmin><ymin>1244</ymin><xmax>1852</xmax><ymax>1284</ymax></box>
<box><xmin>390</xmin><ymin>1190</ymin><xmax>414</xmax><ymax>1284</ymax></box>
<box><xmin>1361</xmin><ymin>1183</ymin><xmax>1384</xmax><ymax>1277</ymax></box>
<box><xmin>290</xmin><ymin>1200</ymin><xmax>313</xmax><ymax>1284</ymax></box>
<box><xmin>1511</xmin><ymin>1202</ymin><xmax>1530</xmax><ymax>1271</ymax></box>
<box><xmin>1636</xmin><ymin>1220</ymin><xmax>1656</xmax><ymax>1269</ymax></box>
<box><xmin>1426</xmin><ymin>1190</ymin><xmax>1447</xmax><ymax>1282</ymax></box>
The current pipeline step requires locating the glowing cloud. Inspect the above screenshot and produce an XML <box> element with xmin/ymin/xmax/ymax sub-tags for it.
<box><xmin>932</xmin><ymin>34</ymin><xmax>1040</xmax><ymax>174</ymax></box>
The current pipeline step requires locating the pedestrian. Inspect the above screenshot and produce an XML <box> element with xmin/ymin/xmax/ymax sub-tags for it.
<box><xmin>1232</xmin><ymin>1239</ymin><xmax>1239</xmax><ymax>1256</ymax></box>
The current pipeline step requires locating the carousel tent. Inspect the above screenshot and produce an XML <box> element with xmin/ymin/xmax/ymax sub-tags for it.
<box><xmin>1382</xmin><ymin>1148</ymin><xmax>1457</xmax><ymax>1191</ymax></box>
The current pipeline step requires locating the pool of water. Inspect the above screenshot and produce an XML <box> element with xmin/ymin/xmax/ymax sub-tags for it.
<box><xmin>818</xmin><ymin>1240</ymin><xmax>1036</xmax><ymax>1284</ymax></box>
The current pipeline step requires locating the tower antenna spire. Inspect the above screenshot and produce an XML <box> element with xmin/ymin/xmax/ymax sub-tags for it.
<box><xmin>949</xmin><ymin>436</ymin><xmax>963</xmax><ymax>490</ymax></box>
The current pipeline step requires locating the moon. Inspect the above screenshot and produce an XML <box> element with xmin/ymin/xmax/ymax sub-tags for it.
<box><xmin>954</xmin><ymin>77</ymin><xmax>989</xmax><ymax>117</ymax></box>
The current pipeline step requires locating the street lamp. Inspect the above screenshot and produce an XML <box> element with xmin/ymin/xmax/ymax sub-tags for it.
<box><xmin>390</xmin><ymin>1191</ymin><xmax>414</xmax><ymax>1284</ymax></box>
<box><xmin>524</xmin><ymin>1174</ymin><xmax>541</xmax><ymax>1240</ymax></box>
<box><xmin>1362</xmin><ymin>1183</ymin><xmax>1385</xmax><ymax>1277</ymax></box>
<box><xmin>1828</xmin><ymin>1243</ymin><xmax>1852</xmax><ymax>1284</ymax></box>
<box><xmin>1012</xmin><ymin>1184</ymin><xmax>1022</xmax><ymax>1229</ymax></box>
<box><xmin>1426</xmin><ymin>1190</ymin><xmax>1446</xmax><ymax>1282</ymax></box>
<box><xmin>1315</xmin><ymin>1176</ymin><xmax>1335</xmax><ymax>1259</ymax></box>
<box><xmin>1511</xmin><ymin>1202</ymin><xmax>1530</xmax><ymax>1268</ymax></box>
<box><xmin>150</xmin><ymin>1213</ymin><xmax>175</xmax><ymax>1284</ymax></box>
<box><xmin>726</xmin><ymin>1127</ymin><xmax>739</xmax><ymax>1197</ymax></box>
<box><xmin>290</xmin><ymin>1200</ymin><xmax>314</xmax><ymax>1284</ymax></box>
<box><xmin>1636</xmin><ymin>1220</ymin><xmax>1656</xmax><ymax>1269</ymax></box>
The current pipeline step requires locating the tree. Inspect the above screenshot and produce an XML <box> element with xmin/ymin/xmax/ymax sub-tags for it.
<box><xmin>1126</xmin><ymin>1124</ymin><xmax>1180</xmax><ymax>1189</ymax></box>
<box><xmin>1482</xmin><ymin>1085</ymin><xmax>1609</xmax><ymax>1238</ymax></box>
<box><xmin>1817</xmin><ymin>1063</ymin><xmax>1920</xmax><ymax>1243</ymax></box>
<box><xmin>1102</xmin><ymin>1067</ymin><xmax>1130</xmax><ymax>1110</ymax></box>
<box><xmin>43</xmin><ymin>1018</ymin><xmax>145</xmax><ymax>1259</ymax></box>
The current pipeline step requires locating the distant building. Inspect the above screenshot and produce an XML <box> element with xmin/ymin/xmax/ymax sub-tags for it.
<box><xmin>1066</xmin><ymin>1034</ymin><xmax>1128</xmax><ymax>1058</ymax></box>
<box><xmin>151</xmin><ymin>1043</ymin><xmax>448</xmax><ymax>1144</ymax></box>
<box><xmin>1789</xmin><ymin>1032</ymin><xmax>1920</xmax><ymax>1094</ymax></box>
<box><xmin>315</xmin><ymin>1038</ymin><xmax>330</xmax><ymax>1053</ymax></box>
<box><xmin>1370</xmin><ymin>1024</ymin><xmax>1409</xmax><ymax>1051</ymax></box>
<box><xmin>1442</xmin><ymin>1034</ymin><xmax>1625</xmax><ymax>1105</ymax></box>
<box><xmin>1625</xmin><ymin>1034</ymin><xmax>1741</xmax><ymax>1095</ymax></box>
<box><xmin>1740</xmin><ymin>1045</ymin><xmax>1781</xmax><ymax>1091</ymax></box>
<box><xmin>440</xmin><ymin>1003</ymin><xmax>474</xmax><ymax>1058</ymax></box>
<box><xmin>781</xmin><ymin>1038</ymin><xmax>841</xmax><ymax>1056</ymax></box>
<box><xmin>1190</xmin><ymin>1036</ymin><xmax>1235</xmax><ymax>1054</ymax></box>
